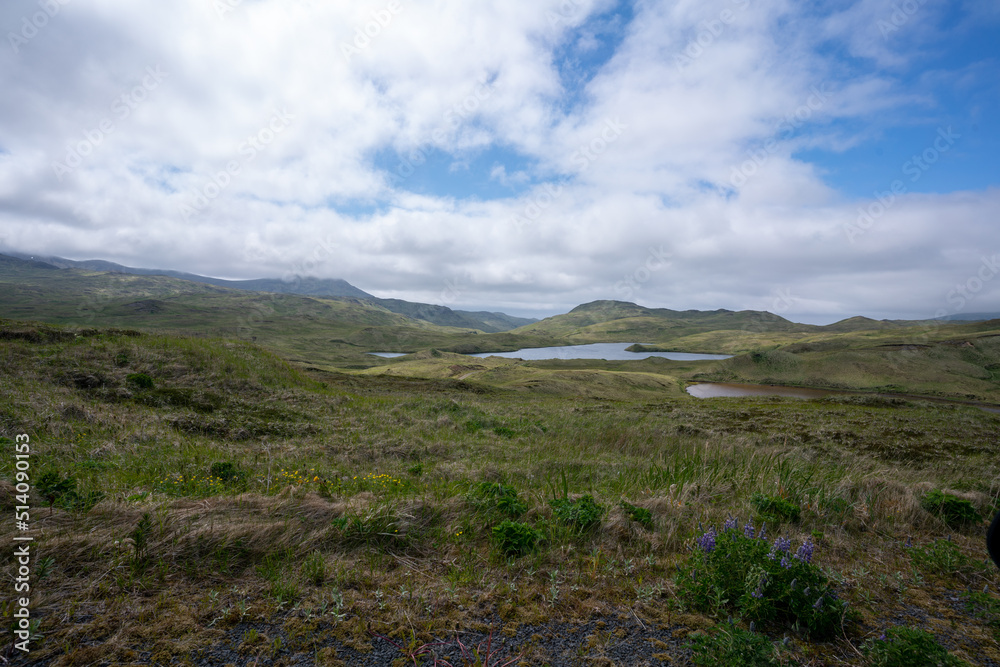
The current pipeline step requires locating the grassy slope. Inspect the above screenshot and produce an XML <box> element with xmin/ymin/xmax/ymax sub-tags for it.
<box><xmin>2</xmin><ymin>321</ymin><xmax>999</xmax><ymax>665</ymax></box>
<box><xmin>0</xmin><ymin>260</ymin><xmax>562</xmax><ymax>368</ymax></box>
<box><xmin>692</xmin><ymin>322</ymin><xmax>1000</xmax><ymax>403</ymax></box>
<box><xmin>513</xmin><ymin>300</ymin><xmax>810</xmax><ymax>347</ymax></box>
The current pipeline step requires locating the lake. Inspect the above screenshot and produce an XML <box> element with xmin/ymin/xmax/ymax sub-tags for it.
<box><xmin>686</xmin><ymin>382</ymin><xmax>1000</xmax><ymax>414</ymax></box>
<box><xmin>369</xmin><ymin>343</ymin><xmax>731</xmax><ymax>361</ymax></box>
<box><xmin>686</xmin><ymin>382</ymin><xmax>837</xmax><ymax>399</ymax></box>
<box><xmin>470</xmin><ymin>343</ymin><xmax>732</xmax><ymax>361</ymax></box>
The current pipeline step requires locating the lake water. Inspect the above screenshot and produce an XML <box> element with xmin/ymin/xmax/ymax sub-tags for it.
<box><xmin>686</xmin><ymin>382</ymin><xmax>837</xmax><ymax>399</ymax></box>
<box><xmin>686</xmin><ymin>382</ymin><xmax>1000</xmax><ymax>414</ymax></box>
<box><xmin>470</xmin><ymin>343</ymin><xmax>732</xmax><ymax>361</ymax></box>
<box><xmin>370</xmin><ymin>344</ymin><xmax>731</xmax><ymax>361</ymax></box>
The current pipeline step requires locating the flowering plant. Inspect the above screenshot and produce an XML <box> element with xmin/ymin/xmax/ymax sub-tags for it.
<box><xmin>676</xmin><ymin>516</ymin><xmax>851</xmax><ymax>638</ymax></box>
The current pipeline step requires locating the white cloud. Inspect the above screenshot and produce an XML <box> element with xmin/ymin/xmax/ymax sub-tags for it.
<box><xmin>0</xmin><ymin>0</ymin><xmax>996</xmax><ymax>321</ymax></box>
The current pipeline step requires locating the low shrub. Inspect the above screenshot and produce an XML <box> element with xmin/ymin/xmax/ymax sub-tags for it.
<box><xmin>209</xmin><ymin>461</ymin><xmax>244</xmax><ymax>484</ymax></box>
<box><xmin>491</xmin><ymin>520</ymin><xmax>542</xmax><ymax>557</ymax></box>
<box><xmin>675</xmin><ymin>517</ymin><xmax>850</xmax><ymax>638</ymax></box>
<box><xmin>550</xmin><ymin>494</ymin><xmax>604</xmax><ymax>532</ymax></box>
<box><xmin>36</xmin><ymin>471</ymin><xmax>104</xmax><ymax>512</ymax></box>
<box><xmin>620</xmin><ymin>500</ymin><xmax>653</xmax><ymax>529</ymax></box>
<box><xmin>473</xmin><ymin>482</ymin><xmax>528</xmax><ymax>519</ymax></box>
<box><xmin>125</xmin><ymin>372</ymin><xmax>154</xmax><ymax>389</ymax></box>
<box><xmin>920</xmin><ymin>490</ymin><xmax>981</xmax><ymax>528</ymax></box>
<box><xmin>863</xmin><ymin>626</ymin><xmax>969</xmax><ymax>666</ymax></box>
<box><xmin>750</xmin><ymin>493</ymin><xmax>801</xmax><ymax>524</ymax></box>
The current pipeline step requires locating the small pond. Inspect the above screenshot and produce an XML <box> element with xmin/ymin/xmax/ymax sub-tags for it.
<box><xmin>685</xmin><ymin>382</ymin><xmax>838</xmax><ymax>399</ymax></box>
<box><xmin>469</xmin><ymin>343</ymin><xmax>732</xmax><ymax>361</ymax></box>
<box><xmin>686</xmin><ymin>382</ymin><xmax>1000</xmax><ymax>414</ymax></box>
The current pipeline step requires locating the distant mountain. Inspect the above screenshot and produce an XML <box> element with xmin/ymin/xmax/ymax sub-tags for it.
<box><xmin>10</xmin><ymin>253</ymin><xmax>374</xmax><ymax>299</ymax></box>
<box><xmin>817</xmin><ymin>316</ymin><xmax>916</xmax><ymax>333</ymax></box>
<box><xmin>515</xmin><ymin>299</ymin><xmax>807</xmax><ymax>340</ymax></box>
<box><xmin>370</xmin><ymin>298</ymin><xmax>536</xmax><ymax>333</ymax></box>
<box><xmin>941</xmin><ymin>312</ymin><xmax>1000</xmax><ymax>322</ymax></box>
<box><xmin>4</xmin><ymin>252</ymin><xmax>535</xmax><ymax>333</ymax></box>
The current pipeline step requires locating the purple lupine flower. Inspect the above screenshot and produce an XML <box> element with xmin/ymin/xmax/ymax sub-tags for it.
<box><xmin>794</xmin><ymin>538</ymin><xmax>815</xmax><ymax>563</ymax></box>
<box><xmin>768</xmin><ymin>536</ymin><xmax>792</xmax><ymax>560</ymax></box>
<box><xmin>751</xmin><ymin>573</ymin><xmax>767</xmax><ymax>599</ymax></box>
<box><xmin>744</xmin><ymin>521</ymin><xmax>755</xmax><ymax>539</ymax></box>
<box><xmin>696</xmin><ymin>527</ymin><xmax>717</xmax><ymax>553</ymax></box>
<box><xmin>780</xmin><ymin>556</ymin><xmax>791</xmax><ymax>569</ymax></box>
<box><xmin>758</xmin><ymin>522</ymin><xmax>767</xmax><ymax>541</ymax></box>
<box><xmin>723</xmin><ymin>515</ymin><xmax>738</xmax><ymax>531</ymax></box>
<box><xmin>904</xmin><ymin>536</ymin><xmax>912</xmax><ymax>548</ymax></box>
<box><xmin>813</xmin><ymin>595</ymin><xmax>824</xmax><ymax>610</ymax></box>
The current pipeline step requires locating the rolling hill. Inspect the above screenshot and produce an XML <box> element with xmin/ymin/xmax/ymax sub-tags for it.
<box><xmin>6</xmin><ymin>253</ymin><xmax>535</xmax><ymax>333</ymax></box>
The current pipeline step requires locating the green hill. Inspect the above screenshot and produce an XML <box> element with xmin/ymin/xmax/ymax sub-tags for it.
<box><xmin>514</xmin><ymin>299</ymin><xmax>808</xmax><ymax>344</ymax></box>
<box><xmin>9</xmin><ymin>253</ymin><xmax>536</xmax><ymax>333</ymax></box>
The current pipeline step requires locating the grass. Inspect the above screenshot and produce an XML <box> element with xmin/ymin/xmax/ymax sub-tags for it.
<box><xmin>1</xmin><ymin>320</ymin><xmax>999</xmax><ymax>665</ymax></box>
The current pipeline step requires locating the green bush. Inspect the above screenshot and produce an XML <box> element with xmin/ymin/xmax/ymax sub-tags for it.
<box><xmin>750</xmin><ymin>493</ymin><xmax>801</xmax><ymax>524</ymax></box>
<box><xmin>491</xmin><ymin>520</ymin><xmax>542</xmax><ymax>557</ymax></box>
<box><xmin>126</xmin><ymin>372</ymin><xmax>155</xmax><ymax>389</ymax></box>
<box><xmin>920</xmin><ymin>490</ymin><xmax>981</xmax><ymax>528</ymax></box>
<box><xmin>863</xmin><ymin>626</ymin><xmax>968</xmax><ymax>666</ymax></box>
<box><xmin>210</xmin><ymin>461</ymin><xmax>244</xmax><ymax>484</ymax></box>
<box><xmin>37</xmin><ymin>471</ymin><xmax>76</xmax><ymax>509</ymax></box>
<box><xmin>36</xmin><ymin>471</ymin><xmax>104</xmax><ymax>513</ymax></box>
<box><xmin>620</xmin><ymin>500</ymin><xmax>653</xmax><ymax>529</ymax></box>
<box><xmin>470</xmin><ymin>482</ymin><xmax>527</xmax><ymax>519</ymax></box>
<box><xmin>675</xmin><ymin>518</ymin><xmax>850</xmax><ymax>638</ymax></box>
<box><xmin>687</xmin><ymin>620</ymin><xmax>780</xmax><ymax>666</ymax></box>
<box><xmin>550</xmin><ymin>494</ymin><xmax>604</xmax><ymax>532</ymax></box>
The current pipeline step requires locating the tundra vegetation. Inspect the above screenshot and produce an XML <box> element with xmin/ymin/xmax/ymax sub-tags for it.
<box><xmin>1</xmin><ymin>261</ymin><xmax>1000</xmax><ymax>664</ymax></box>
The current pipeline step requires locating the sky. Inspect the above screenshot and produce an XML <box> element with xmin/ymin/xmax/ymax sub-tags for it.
<box><xmin>1</xmin><ymin>0</ymin><xmax>998</xmax><ymax>323</ymax></box>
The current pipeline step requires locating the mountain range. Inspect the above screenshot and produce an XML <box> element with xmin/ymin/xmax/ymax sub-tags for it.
<box><xmin>3</xmin><ymin>252</ymin><xmax>535</xmax><ymax>333</ymax></box>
